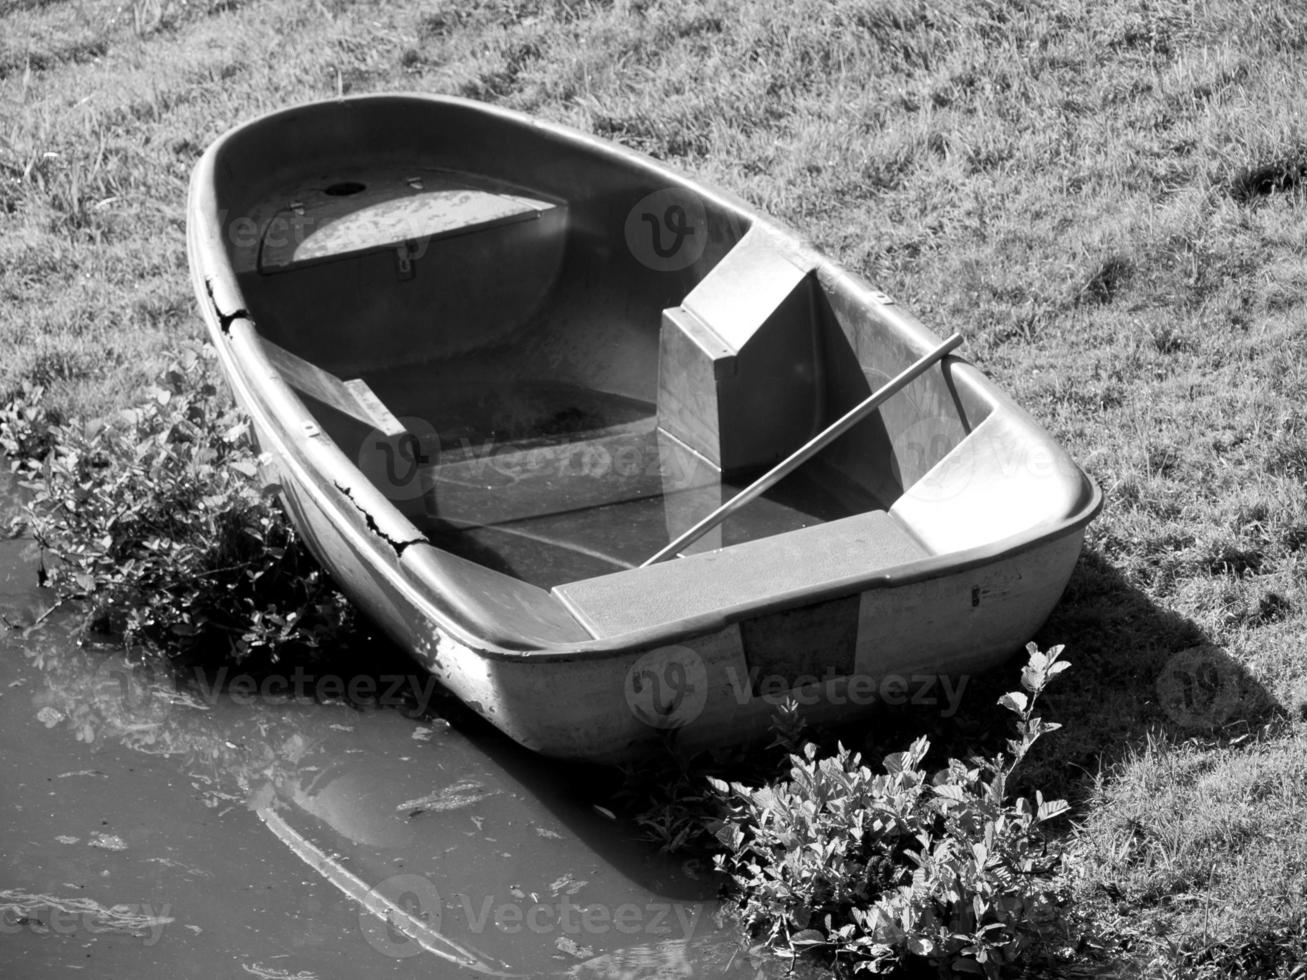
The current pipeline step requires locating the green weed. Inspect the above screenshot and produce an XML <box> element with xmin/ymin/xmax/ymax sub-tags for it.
<box><xmin>709</xmin><ymin>646</ymin><xmax>1076</xmax><ymax>978</ymax></box>
<box><xmin>2</xmin><ymin>344</ymin><xmax>357</xmax><ymax>662</ymax></box>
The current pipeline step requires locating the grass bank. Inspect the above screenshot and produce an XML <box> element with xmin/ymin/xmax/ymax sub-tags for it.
<box><xmin>4</xmin><ymin>0</ymin><xmax>1307</xmax><ymax>974</ymax></box>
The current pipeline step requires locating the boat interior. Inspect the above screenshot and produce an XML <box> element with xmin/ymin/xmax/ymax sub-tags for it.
<box><xmin>207</xmin><ymin>101</ymin><xmax>1070</xmax><ymax>640</ymax></box>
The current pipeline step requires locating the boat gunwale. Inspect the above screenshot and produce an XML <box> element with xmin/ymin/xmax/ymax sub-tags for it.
<box><xmin>187</xmin><ymin>93</ymin><xmax>1103</xmax><ymax>662</ymax></box>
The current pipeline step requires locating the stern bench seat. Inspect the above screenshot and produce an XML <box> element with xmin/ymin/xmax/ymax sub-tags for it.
<box><xmin>553</xmin><ymin>509</ymin><xmax>928</xmax><ymax>638</ymax></box>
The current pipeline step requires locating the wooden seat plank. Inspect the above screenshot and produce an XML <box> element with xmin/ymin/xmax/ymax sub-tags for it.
<box><xmin>553</xmin><ymin>510</ymin><xmax>927</xmax><ymax>638</ymax></box>
<box><xmin>260</xmin><ymin>338</ymin><xmax>406</xmax><ymax>437</ymax></box>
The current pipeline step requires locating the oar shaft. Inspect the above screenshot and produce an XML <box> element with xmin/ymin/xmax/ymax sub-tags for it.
<box><xmin>640</xmin><ymin>332</ymin><xmax>963</xmax><ymax>567</ymax></box>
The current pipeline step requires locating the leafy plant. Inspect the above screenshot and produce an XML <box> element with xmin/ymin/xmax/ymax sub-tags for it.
<box><xmin>614</xmin><ymin>699</ymin><xmax>810</xmax><ymax>856</ymax></box>
<box><xmin>0</xmin><ymin>381</ymin><xmax>59</xmax><ymax>470</ymax></box>
<box><xmin>2</xmin><ymin>343</ymin><xmax>357</xmax><ymax>663</ymax></box>
<box><xmin>709</xmin><ymin>644</ymin><xmax>1074</xmax><ymax>977</ymax></box>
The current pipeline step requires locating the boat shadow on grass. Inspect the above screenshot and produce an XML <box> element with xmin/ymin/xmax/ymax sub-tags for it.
<box><xmin>845</xmin><ymin>546</ymin><xmax>1286</xmax><ymax>804</ymax></box>
<box><xmin>1034</xmin><ymin>547</ymin><xmax>1283</xmax><ymax>791</ymax></box>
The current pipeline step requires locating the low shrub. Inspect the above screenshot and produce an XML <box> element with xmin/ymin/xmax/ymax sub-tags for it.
<box><xmin>1</xmin><ymin>344</ymin><xmax>357</xmax><ymax>662</ymax></box>
<box><xmin>615</xmin><ymin>699</ymin><xmax>809</xmax><ymax>857</ymax></box>
<box><xmin>0</xmin><ymin>381</ymin><xmax>60</xmax><ymax>466</ymax></box>
<box><xmin>709</xmin><ymin>644</ymin><xmax>1074</xmax><ymax>977</ymax></box>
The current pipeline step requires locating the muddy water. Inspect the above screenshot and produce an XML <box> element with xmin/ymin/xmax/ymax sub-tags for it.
<box><xmin>0</xmin><ymin>529</ymin><xmax>783</xmax><ymax>978</ymax></box>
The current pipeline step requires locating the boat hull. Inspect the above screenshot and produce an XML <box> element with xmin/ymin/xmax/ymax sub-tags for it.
<box><xmin>187</xmin><ymin>94</ymin><xmax>1101</xmax><ymax>761</ymax></box>
<box><xmin>278</xmin><ymin>450</ymin><xmax>1084</xmax><ymax>761</ymax></box>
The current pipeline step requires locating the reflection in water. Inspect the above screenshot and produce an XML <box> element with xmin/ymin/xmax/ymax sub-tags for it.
<box><xmin>0</xmin><ymin>534</ymin><xmax>790</xmax><ymax>979</ymax></box>
<box><xmin>259</xmin><ymin>807</ymin><xmax>519</xmax><ymax>975</ymax></box>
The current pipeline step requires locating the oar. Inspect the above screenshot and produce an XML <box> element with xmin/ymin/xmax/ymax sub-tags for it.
<box><xmin>640</xmin><ymin>332</ymin><xmax>963</xmax><ymax>567</ymax></box>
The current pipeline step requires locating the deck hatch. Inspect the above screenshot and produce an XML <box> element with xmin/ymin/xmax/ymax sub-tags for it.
<box><xmin>258</xmin><ymin>170</ymin><xmax>557</xmax><ymax>273</ymax></box>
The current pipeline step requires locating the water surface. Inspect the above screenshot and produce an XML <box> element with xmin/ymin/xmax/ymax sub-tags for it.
<box><xmin>0</xmin><ymin>521</ymin><xmax>786</xmax><ymax>979</ymax></box>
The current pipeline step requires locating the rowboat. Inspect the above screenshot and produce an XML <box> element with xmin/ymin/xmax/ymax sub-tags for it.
<box><xmin>186</xmin><ymin>94</ymin><xmax>1101</xmax><ymax>761</ymax></box>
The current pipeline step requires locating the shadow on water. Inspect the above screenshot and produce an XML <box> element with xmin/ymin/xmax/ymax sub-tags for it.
<box><xmin>0</xmin><ymin>528</ymin><xmax>793</xmax><ymax>979</ymax></box>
